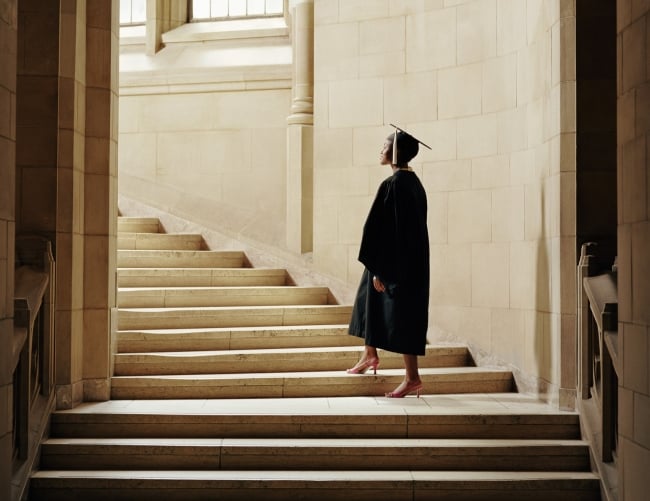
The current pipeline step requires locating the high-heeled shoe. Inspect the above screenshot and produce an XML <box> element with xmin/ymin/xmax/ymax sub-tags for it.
<box><xmin>385</xmin><ymin>381</ymin><xmax>423</xmax><ymax>398</ymax></box>
<box><xmin>346</xmin><ymin>357</ymin><xmax>380</xmax><ymax>375</ymax></box>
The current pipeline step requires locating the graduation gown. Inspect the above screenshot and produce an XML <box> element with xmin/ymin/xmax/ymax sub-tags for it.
<box><xmin>348</xmin><ymin>169</ymin><xmax>430</xmax><ymax>356</ymax></box>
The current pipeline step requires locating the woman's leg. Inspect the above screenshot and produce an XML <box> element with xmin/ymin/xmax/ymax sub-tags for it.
<box><xmin>385</xmin><ymin>355</ymin><xmax>422</xmax><ymax>397</ymax></box>
<box><xmin>346</xmin><ymin>345</ymin><xmax>380</xmax><ymax>374</ymax></box>
<box><xmin>403</xmin><ymin>354</ymin><xmax>420</xmax><ymax>383</ymax></box>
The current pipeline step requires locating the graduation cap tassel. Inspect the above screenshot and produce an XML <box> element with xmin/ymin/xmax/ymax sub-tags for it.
<box><xmin>392</xmin><ymin>129</ymin><xmax>398</xmax><ymax>165</ymax></box>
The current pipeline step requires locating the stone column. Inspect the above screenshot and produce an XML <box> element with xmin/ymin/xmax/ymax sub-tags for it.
<box><xmin>81</xmin><ymin>0</ymin><xmax>119</xmax><ymax>402</ymax></box>
<box><xmin>146</xmin><ymin>0</ymin><xmax>187</xmax><ymax>55</ymax></box>
<box><xmin>286</xmin><ymin>0</ymin><xmax>314</xmax><ymax>253</ymax></box>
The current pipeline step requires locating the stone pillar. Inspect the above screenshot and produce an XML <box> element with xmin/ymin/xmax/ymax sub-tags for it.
<box><xmin>82</xmin><ymin>0</ymin><xmax>119</xmax><ymax>402</ymax></box>
<box><xmin>146</xmin><ymin>0</ymin><xmax>187</xmax><ymax>55</ymax></box>
<box><xmin>286</xmin><ymin>0</ymin><xmax>314</xmax><ymax>253</ymax></box>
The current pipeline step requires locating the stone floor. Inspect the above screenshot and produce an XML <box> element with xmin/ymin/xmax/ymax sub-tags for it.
<box><xmin>57</xmin><ymin>392</ymin><xmax>570</xmax><ymax>416</ymax></box>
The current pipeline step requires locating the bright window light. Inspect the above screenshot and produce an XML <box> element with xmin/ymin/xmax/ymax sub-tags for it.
<box><xmin>192</xmin><ymin>0</ymin><xmax>284</xmax><ymax>20</ymax></box>
<box><xmin>120</xmin><ymin>0</ymin><xmax>146</xmax><ymax>25</ymax></box>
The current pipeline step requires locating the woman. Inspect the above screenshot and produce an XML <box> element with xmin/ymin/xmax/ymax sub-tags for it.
<box><xmin>347</xmin><ymin>128</ymin><xmax>430</xmax><ymax>398</ymax></box>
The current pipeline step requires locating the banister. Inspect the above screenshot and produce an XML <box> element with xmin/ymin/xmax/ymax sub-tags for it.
<box><xmin>577</xmin><ymin>248</ymin><xmax>618</xmax><ymax>466</ymax></box>
<box><xmin>583</xmin><ymin>272</ymin><xmax>618</xmax><ymax>334</ymax></box>
<box><xmin>12</xmin><ymin>236</ymin><xmax>55</xmax><ymax>463</ymax></box>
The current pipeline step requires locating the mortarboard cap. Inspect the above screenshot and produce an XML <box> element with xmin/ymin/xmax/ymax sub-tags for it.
<box><xmin>389</xmin><ymin>123</ymin><xmax>432</xmax><ymax>165</ymax></box>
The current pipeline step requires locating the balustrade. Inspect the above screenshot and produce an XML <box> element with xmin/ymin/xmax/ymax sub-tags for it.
<box><xmin>577</xmin><ymin>242</ymin><xmax>618</xmax><ymax>463</ymax></box>
<box><xmin>12</xmin><ymin>236</ymin><xmax>55</xmax><ymax>462</ymax></box>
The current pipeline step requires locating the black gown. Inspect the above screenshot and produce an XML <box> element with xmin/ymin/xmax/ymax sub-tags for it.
<box><xmin>348</xmin><ymin>169</ymin><xmax>430</xmax><ymax>356</ymax></box>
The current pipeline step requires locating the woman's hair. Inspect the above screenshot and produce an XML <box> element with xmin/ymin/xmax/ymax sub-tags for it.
<box><xmin>388</xmin><ymin>131</ymin><xmax>419</xmax><ymax>166</ymax></box>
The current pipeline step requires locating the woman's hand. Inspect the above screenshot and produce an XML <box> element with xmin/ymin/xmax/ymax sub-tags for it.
<box><xmin>372</xmin><ymin>275</ymin><xmax>386</xmax><ymax>293</ymax></box>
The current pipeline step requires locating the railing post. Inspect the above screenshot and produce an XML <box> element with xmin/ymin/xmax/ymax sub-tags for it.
<box><xmin>601</xmin><ymin>343</ymin><xmax>615</xmax><ymax>462</ymax></box>
<box><xmin>577</xmin><ymin>242</ymin><xmax>596</xmax><ymax>399</ymax></box>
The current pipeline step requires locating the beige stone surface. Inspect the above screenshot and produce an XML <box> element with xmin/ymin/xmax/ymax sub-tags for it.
<box><xmin>384</xmin><ymin>71</ymin><xmax>437</xmax><ymax>124</ymax></box>
<box><xmin>448</xmin><ymin>190</ymin><xmax>491</xmax><ymax>243</ymax></box>
<box><xmin>457</xmin><ymin>0</ymin><xmax>496</xmax><ymax>64</ymax></box>
<box><xmin>329</xmin><ymin>78</ymin><xmax>383</xmax><ymax>128</ymax></box>
<box><xmin>438</xmin><ymin>63</ymin><xmax>481</xmax><ymax>119</ymax></box>
<box><xmin>457</xmin><ymin>114</ymin><xmax>498</xmax><ymax>158</ymax></box>
<box><xmin>471</xmin><ymin>243</ymin><xmax>509</xmax><ymax>308</ymax></box>
<box><xmin>406</xmin><ymin>7</ymin><xmax>457</xmax><ymax>72</ymax></box>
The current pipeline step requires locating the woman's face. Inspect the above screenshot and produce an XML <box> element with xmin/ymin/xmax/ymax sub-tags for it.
<box><xmin>380</xmin><ymin>138</ymin><xmax>392</xmax><ymax>165</ymax></box>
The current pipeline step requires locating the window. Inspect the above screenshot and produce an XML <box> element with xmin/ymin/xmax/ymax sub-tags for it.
<box><xmin>120</xmin><ymin>0</ymin><xmax>146</xmax><ymax>25</ymax></box>
<box><xmin>191</xmin><ymin>0</ymin><xmax>283</xmax><ymax>21</ymax></box>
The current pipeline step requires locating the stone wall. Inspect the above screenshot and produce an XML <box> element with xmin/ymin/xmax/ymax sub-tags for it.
<box><xmin>0</xmin><ymin>1</ymin><xmax>17</xmax><ymax>498</ymax></box>
<box><xmin>312</xmin><ymin>0</ymin><xmax>577</xmax><ymax>400</ymax></box>
<box><xmin>117</xmin><ymin>20</ymin><xmax>293</xmax><ymax>249</ymax></box>
<box><xmin>0</xmin><ymin>0</ymin><xmax>118</xmax><ymax>497</ymax></box>
<box><xmin>617</xmin><ymin>0</ymin><xmax>650</xmax><ymax>498</ymax></box>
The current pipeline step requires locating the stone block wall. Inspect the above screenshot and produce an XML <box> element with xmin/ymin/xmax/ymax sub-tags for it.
<box><xmin>312</xmin><ymin>0</ymin><xmax>577</xmax><ymax>400</ymax></box>
<box><xmin>617</xmin><ymin>1</ymin><xmax>650</xmax><ymax>499</ymax></box>
<box><xmin>0</xmin><ymin>2</ymin><xmax>17</xmax><ymax>499</ymax></box>
<box><xmin>118</xmin><ymin>86</ymin><xmax>291</xmax><ymax>248</ymax></box>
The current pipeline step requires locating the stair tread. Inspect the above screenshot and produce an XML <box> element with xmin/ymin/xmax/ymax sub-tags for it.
<box><xmin>111</xmin><ymin>366</ymin><xmax>511</xmax><ymax>381</ymax></box>
<box><xmin>43</xmin><ymin>437</ymin><xmax>588</xmax><ymax>448</ymax></box>
<box><xmin>31</xmin><ymin>469</ymin><xmax>600</xmax><ymax>481</ymax></box>
<box><xmin>50</xmin><ymin>393</ymin><xmax>575</xmax><ymax>415</ymax></box>
<box><xmin>118</xmin><ymin>250</ymin><xmax>243</xmax><ymax>255</ymax></box>
<box><xmin>117</xmin><ymin>267</ymin><xmax>284</xmax><ymax>273</ymax></box>
<box><xmin>118</xmin><ymin>232</ymin><xmax>203</xmax><ymax>237</ymax></box>
<box><xmin>118</xmin><ymin>217</ymin><xmax>160</xmax><ymax>221</ymax></box>
<box><xmin>118</xmin><ymin>324</ymin><xmax>350</xmax><ymax>334</ymax></box>
<box><xmin>118</xmin><ymin>285</ymin><xmax>327</xmax><ymax>291</ymax></box>
<box><xmin>119</xmin><ymin>304</ymin><xmax>350</xmax><ymax>311</ymax></box>
<box><xmin>115</xmin><ymin>344</ymin><xmax>467</xmax><ymax>357</ymax></box>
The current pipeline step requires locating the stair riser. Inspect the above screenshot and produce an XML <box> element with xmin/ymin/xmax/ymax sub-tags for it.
<box><xmin>117</xmin><ymin>307</ymin><xmax>353</xmax><ymax>330</ymax></box>
<box><xmin>29</xmin><ymin>480</ymin><xmax>601</xmax><ymax>501</ymax></box>
<box><xmin>50</xmin><ymin>423</ymin><xmax>582</xmax><ymax>441</ymax></box>
<box><xmin>118</xmin><ymin>234</ymin><xmax>204</xmax><ymax>251</ymax></box>
<box><xmin>117</xmin><ymin>223</ymin><xmax>159</xmax><ymax>233</ymax></box>
<box><xmin>40</xmin><ymin>447</ymin><xmax>589</xmax><ymax>472</ymax></box>
<box><xmin>117</xmin><ymin>289</ymin><xmax>329</xmax><ymax>308</ymax></box>
<box><xmin>113</xmin><ymin>354</ymin><xmax>469</xmax><ymax>376</ymax></box>
<box><xmin>49</xmin><ymin>414</ymin><xmax>581</xmax><ymax>440</ymax></box>
<box><xmin>117</xmin><ymin>218</ymin><xmax>160</xmax><ymax>233</ymax></box>
<box><xmin>117</xmin><ymin>272</ymin><xmax>286</xmax><ymax>288</ymax></box>
<box><xmin>110</xmin><ymin>377</ymin><xmax>512</xmax><ymax>400</ymax></box>
<box><xmin>117</xmin><ymin>252</ymin><xmax>244</xmax><ymax>268</ymax></box>
<box><xmin>116</xmin><ymin>331</ymin><xmax>359</xmax><ymax>353</ymax></box>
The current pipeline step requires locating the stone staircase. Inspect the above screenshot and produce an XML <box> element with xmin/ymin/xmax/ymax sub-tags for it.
<box><xmin>29</xmin><ymin>216</ymin><xmax>601</xmax><ymax>500</ymax></box>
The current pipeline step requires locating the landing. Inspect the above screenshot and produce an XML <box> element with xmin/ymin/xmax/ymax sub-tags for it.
<box><xmin>57</xmin><ymin>393</ymin><xmax>573</xmax><ymax>417</ymax></box>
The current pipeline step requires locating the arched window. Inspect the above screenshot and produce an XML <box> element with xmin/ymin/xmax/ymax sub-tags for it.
<box><xmin>191</xmin><ymin>0</ymin><xmax>283</xmax><ymax>21</ymax></box>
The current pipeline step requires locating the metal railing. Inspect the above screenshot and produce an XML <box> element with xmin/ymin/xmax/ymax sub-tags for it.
<box><xmin>577</xmin><ymin>242</ymin><xmax>618</xmax><ymax>462</ymax></box>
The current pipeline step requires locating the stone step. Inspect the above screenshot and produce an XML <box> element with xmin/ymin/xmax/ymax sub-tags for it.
<box><xmin>117</xmin><ymin>305</ymin><xmax>353</xmax><ymax>330</ymax></box>
<box><xmin>49</xmin><ymin>400</ymin><xmax>582</xmax><ymax>440</ymax></box>
<box><xmin>117</xmin><ymin>268</ymin><xmax>288</xmax><ymax>287</ymax></box>
<box><xmin>40</xmin><ymin>437</ymin><xmax>590</xmax><ymax>471</ymax></box>
<box><xmin>117</xmin><ymin>286</ymin><xmax>331</xmax><ymax>308</ymax></box>
<box><xmin>116</xmin><ymin>325</ymin><xmax>356</xmax><ymax>352</ymax></box>
<box><xmin>113</xmin><ymin>344</ymin><xmax>470</xmax><ymax>375</ymax></box>
<box><xmin>29</xmin><ymin>470</ymin><xmax>601</xmax><ymax>501</ymax></box>
<box><xmin>109</xmin><ymin>367</ymin><xmax>513</xmax><ymax>399</ymax></box>
<box><xmin>118</xmin><ymin>232</ymin><xmax>204</xmax><ymax>251</ymax></box>
<box><xmin>117</xmin><ymin>250</ymin><xmax>246</xmax><ymax>268</ymax></box>
<box><xmin>117</xmin><ymin>217</ymin><xmax>160</xmax><ymax>234</ymax></box>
